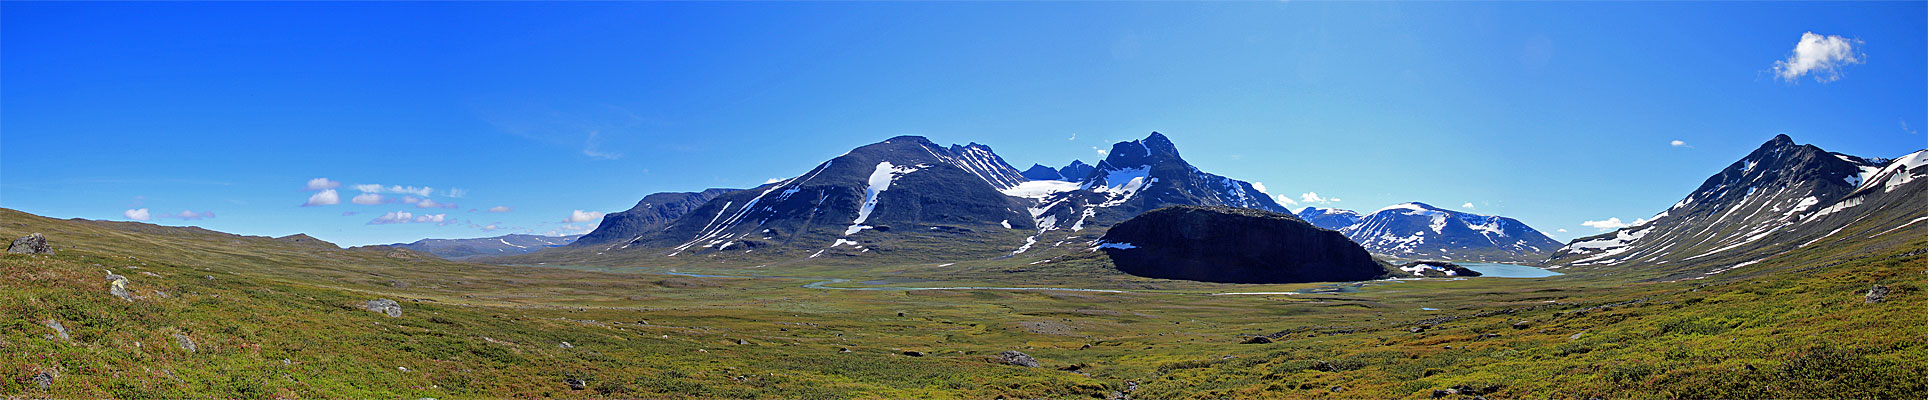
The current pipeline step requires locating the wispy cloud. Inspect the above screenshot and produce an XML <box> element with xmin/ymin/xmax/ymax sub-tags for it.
<box><xmin>302</xmin><ymin>189</ymin><xmax>340</xmax><ymax>206</ymax></box>
<box><xmin>127</xmin><ymin>208</ymin><xmax>214</xmax><ymax>220</ymax></box>
<box><xmin>1300</xmin><ymin>192</ymin><xmax>1340</xmax><ymax>204</ymax></box>
<box><xmin>351</xmin><ymin>193</ymin><xmax>385</xmax><ymax>205</ymax></box>
<box><xmin>1274</xmin><ymin>194</ymin><xmax>1299</xmax><ymax>206</ymax></box>
<box><xmin>1461</xmin><ymin>202</ymin><xmax>1476</xmax><ymax>209</ymax></box>
<box><xmin>171</xmin><ymin>210</ymin><xmax>215</xmax><ymax>220</ymax></box>
<box><xmin>565</xmin><ymin>210</ymin><xmax>605</xmax><ymax>223</ymax></box>
<box><xmin>414</xmin><ymin>198</ymin><xmax>457</xmax><ymax>209</ymax></box>
<box><xmin>1773</xmin><ymin>32</ymin><xmax>1863</xmax><ymax>83</ymax></box>
<box><xmin>124</xmin><ymin>208</ymin><xmax>151</xmax><ymax>221</ymax></box>
<box><xmin>368</xmin><ymin>211</ymin><xmax>449</xmax><ymax>225</ymax></box>
<box><xmin>355</xmin><ymin>184</ymin><xmax>434</xmax><ymax>197</ymax></box>
<box><xmin>488</xmin><ymin>206</ymin><xmax>512</xmax><ymax>213</ymax></box>
<box><xmin>1670</xmin><ymin>140</ymin><xmax>1690</xmax><ymax>148</ymax></box>
<box><xmin>446</xmin><ymin>188</ymin><xmax>468</xmax><ymax>198</ymax></box>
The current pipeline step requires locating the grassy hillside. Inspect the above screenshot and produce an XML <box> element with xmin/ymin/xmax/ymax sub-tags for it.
<box><xmin>4</xmin><ymin>208</ymin><xmax>1924</xmax><ymax>398</ymax></box>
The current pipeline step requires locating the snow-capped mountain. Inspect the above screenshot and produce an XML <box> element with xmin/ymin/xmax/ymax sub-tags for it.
<box><xmin>1325</xmin><ymin>202</ymin><xmax>1560</xmax><ymax>262</ymax></box>
<box><xmin>389</xmin><ymin>234</ymin><xmax>582</xmax><ymax>260</ymax></box>
<box><xmin>1296</xmin><ymin>207</ymin><xmax>1364</xmax><ymax>230</ymax></box>
<box><xmin>601</xmin><ymin>136</ymin><xmax>1037</xmax><ymax>259</ymax></box>
<box><xmin>574</xmin><ymin>188</ymin><xmax>735</xmax><ymax>246</ymax></box>
<box><xmin>1547</xmin><ymin>134</ymin><xmax>1928</xmax><ymax>278</ymax></box>
<box><xmin>1005</xmin><ymin>132</ymin><xmax>1295</xmax><ymax>255</ymax></box>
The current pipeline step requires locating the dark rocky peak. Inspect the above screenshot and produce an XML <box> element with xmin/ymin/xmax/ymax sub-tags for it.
<box><xmin>1058</xmin><ymin>160</ymin><xmax>1095</xmax><ymax>181</ymax></box>
<box><xmin>1020</xmin><ymin>164</ymin><xmax>1065</xmax><ymax>181</ymax></box>
<box><xmin>1098</xmin><ymin>132</ymin><xmax>1184</xmax><ymax>169</ymax></box>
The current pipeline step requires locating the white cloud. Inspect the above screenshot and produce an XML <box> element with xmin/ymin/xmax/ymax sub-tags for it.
<box><xmin>124</xmin><ymin>208</ymin><xmax>151</xmax><ymax>221</ymax></box>
<box><xmin>1904</xmin><ymin>119</ymin><xmax>1919</xmax><ymax>135</ymax></box>
<box><xmin>565</xmin><ymin>210</ymin><xmax>605</xmax><ymax>223</ymax></box>
<box><xmin>547</xmin><ymin>224</ymin><xmax>597</xmax><ymax>236</ymax></box>
<box><xmin>350</xmin><ymin>193</ymin><xmax>383</xmax><ymax>205</ymax></box>
<box><xmin>1557</xmin><ymin>228</ymin><xmax>1568</xmax><ymax>232</ymax></box>
<box><xmin>1251</xmin><ymin>182</ymin><xmax>1269</xmax><ymax>194</ymax></box>
<box><xmin>488</xmin><ymin>206</ymin><xmax>512</xmax><ymax>213</ymax></box>
<box><xmin>1300</xmin><ymin>192</ymin><xmax>1339</xmax><ymax>204</ymax></box>
<box><xmin>1068</xmin><ymin>133</ymin><xmax>1076</xmax><ymax>141</ymax></box>
<box><xmin>476</xmin><ymin>224</ymin><xmax>500</xmax><ymax>232</ymax></box>
<box><xmin>1461</xmin><ymin>202</ymin><xmax>1476</xmax><ymax>209</ymax></box>
<box><xmin>1582</xmin><ymin>217</ymin><xmax>1630</xmax><ymax>230</ymax></box>
<box><xmin>1094</xmin><ymin>146</ymin><xmax>1108</xmax><ymax>156</ymax></box>
<box><xmin>413</xmin><ymin>213</ymin><xmax>447</xmax><ymax>224</ymax></box>
<box><xmin>1773</xmin><ymin>32</ymin><xmax>1863</xmax><ymax>83</ymax></box>
<box><xmin>1670</xmin><ymin>140</ymin><xmax>1688</xmax><ymax>147</ymax></box>
<box><xmin>369</xmin><ymin>211</ymin><xmax>413</xmax><ymax>225</ymax></box>
<box><xmin>403</xmin><ymin>196</ymin><xmax>422</xmax><ymax>204</ymax></box>
<box><xmin>1274</xmin><ymin>194</ymin><xmax>1299</xmax><ymax>206</ymax></box>
<box><xmin>765</xmin><ymin>178</ymin><xmax>785</xmax><ymax>184</ymax></box>
<box><xmin>415</xmin><ymin>199</ymin><xmax>456</xmax><ymax>209</ymax></box>
<box><xmin>302</xmin><ymin>189</ymin><xmax>340</xmax><ymax>206</ymax></box>
<box><xmin>447</xmin><ymin>188</ymin><xmax>467</xmax><ymax>198</ymax></box>
<box><xmin>305</xmin><ymin>178</ymin><xmax>340</xmax><ymax>191</ymax></box>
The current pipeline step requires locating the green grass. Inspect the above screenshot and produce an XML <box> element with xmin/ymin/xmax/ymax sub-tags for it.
<box><xmin>3</xmin><ymin>207</ymin><xmax>1925</xmax><ymax>398</ymax></box>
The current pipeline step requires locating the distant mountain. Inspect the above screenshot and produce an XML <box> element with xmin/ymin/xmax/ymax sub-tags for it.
<box><xmin>1019</xmin><ymin>160</ymin><xmax>1096</xmax><ymax>182</ymax></box>
<box><xmin>1296</xmin><ymin>207</ymin><xmax>1364</xmax><ymax>230</ymax></box>
<box><xmin>1332</xmin><ymin>202</ymin><xmax>1561</xmax><ymax>263</ymax></box>
<box><xmin>1547</xmin><ymin>134</ymin><xmax>1928</xmax><ymax>279</ymax></box>
<box><xmin>1097</xmin><ymin>205</ymin><xmax>1387</xmax><ymax>283</ymax></box>
<box><xmin>1015</xmin><ymin>133</ymin><xmax>1292</xmax><ymax>247</ymax></box>
<box><xmin>574</xmin><ymin>188</ymin><xmax>735</xmax><ymax>246</ymax></box>
<box><xmin>390</xmin><ymin>234</ymin><xmax>581</xmax><ymax>260</ymax></box>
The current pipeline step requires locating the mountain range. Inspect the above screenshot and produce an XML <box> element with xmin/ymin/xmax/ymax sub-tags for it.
<box><xmin>1297</xmin><ymin>203</ymin><xmax>1562</xmax><ymax>263</ymax></box>
<box><xmin>386</xmin><ymin>234</ymin><xmax>582</xmax><ymax>260</ymax></box>
<box><xmin>1546</xmin><ymin>134</ymin><xmax>1928</xmax><ymax>279</ymax></box>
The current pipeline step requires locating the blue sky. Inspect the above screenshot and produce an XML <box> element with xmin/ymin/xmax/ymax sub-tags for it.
<box><xmin>3</xmin><ymin>2</ymin><xmax>1923</xmax><ymax>246</ymax></box>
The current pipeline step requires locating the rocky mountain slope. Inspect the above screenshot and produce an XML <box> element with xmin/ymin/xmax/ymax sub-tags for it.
<box><xmin>387</xmin><ymin>234</ymin><xmax>582</xmax><ymax>260</ymax></box>
<box><xmin>1327</xmin><ymin>202</ymin><xmax>1562</xmax><ymax>263</ymax></box>
<box><xmin>1546</xmin><ymin>134</ymin><xmax>1928</xmax><ymax>279</ymax></box>
<box><xmin>1296</xmin><ymin>207</ymin><xmax>1364</xmax><ymax>230</ymax></box>
<box><xmin>1019</xmin><ymin>160</ymin><xmax>1096</xmax><ymax>182</ymax></box>
<box><xmin>574</xmin><ymin>189</ymin><xmax>734</xmax><ymax>246</ymax></box>
<box><xmin>1095</xmin><ymin>205</ymin><xmax>1387</xmax><ymax>283</ymax></box>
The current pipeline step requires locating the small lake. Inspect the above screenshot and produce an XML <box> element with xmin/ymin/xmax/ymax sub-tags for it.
<box><xmin>1459</xmin><ymin>263</ymin><xmax>1563</xmax><ymax>278</ymax></box>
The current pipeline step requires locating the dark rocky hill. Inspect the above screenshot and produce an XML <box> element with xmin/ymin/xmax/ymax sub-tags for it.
<box><xmin>1096</xmin><ymin>205</ymin><xmax>1388</xmax><ymax>283</ymax></box>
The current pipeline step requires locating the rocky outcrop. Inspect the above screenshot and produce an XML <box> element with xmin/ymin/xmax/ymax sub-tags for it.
<box><xmin>364</xmin><ymin>299</ymin><xmax>402</xmax><ymax>317</ymax></box>
<box><xmin>106</xmin><ymin>273</ymin><xmax>133</xmax><ymax>302</ymax></box>
<box><xmin>43</xmin><ymin>319</ymin><xmax>69</xmax><ymax>341</ymax></box>
<box><xmin>1866</xmin><ymin>285</ymin><xmax>1890</xmax><ymax>304</ymax></box>
<box><xmin>8</xmin><ymin>233</ymin><xmax>51</xmax><ymax>255</ymax></box>
<box><xmin>1097</xmin><ymin>206</ymin><xmax>1389</xmax><ymax>283</ymax></box>
<box><xmin>997</xmin><ymin>350</ymin><xmax>1040</xmax><ymax>367</ymax></box>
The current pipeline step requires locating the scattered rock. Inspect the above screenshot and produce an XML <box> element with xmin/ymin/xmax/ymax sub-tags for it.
<box><xmin>1240</xmin><ymin>336</ymin><xmax>1273</xmax><ymax>344</ymax></box>
<box><xmin>839</xmin><ymin>347</ymin><xmax>852</xmax><ymax>353</ymax></box>
<box><xmin>558</xmin><ymin>342</ymin><xmax>574</xmax><ymax>349</ymax></box>
<box><xmin>902</xmin><ymin>350</ymin><xmax>926</xmax><ymax>357</ymax></box>
<box><xmin>43</xmin><ymin>319</ymin><xmax>69</xmax><ymax>341</ymax></box>
<box><xmin>1080</xmin><ymin>344</ymin><xmax>1092</xmax><ymax>350</ymax></box>
<box><xmin>1432</xmin><ymin>388</ymin><xmax>1459</xmax><ymax>398</ymax></box>
<box><xmin>1512</xmin><ymin>320</ymin><xmax>1532</xmax><ymax>329</ymax></box>
<box><xmin>1570</xmin><ymin>331</ymin><xmax>1585</xmax><ymax>341</ymax></box>
<box><xmin>1409</xmin><ymin>325</ymin><xmax>1429</xmax><ymax>333</ymax></box>
<box><xmin>31</xmin><ymin>371</ymin><xmax>52</xmax><ymax>390</ymax></box>
<box><xmin>564</xmin><ymin>378</ymin><xmax>586</xmax><ymax>390</ymax></box>
<box><xmin>997</xmin><ymin>350</ymin><xmax>1040</xmax><ymax>367</ymax></box>
<box><xmin>734</xmin><ymin>339</ymin><xmax>751</xmax><ymax>345</ymax></box>
<box><xmin>107</xmin><ymin>273</ymin><xmax>134</xmax><ymax>302</ymax></box>
<box><xmin>8</xmin><ymin>233</ymin><xmax>52</xmax><ymax>255</ymax></box>
<box><xmin>1479</xmin><ymin>333</ymin><xmax>1502</xmax><ymax>339</ymax></box>
<box><xmin>1329</xmin><ymin>385</ymin><xmax>1345</xmax><ymax>392</ymax></box>
<box><xmin>1866</xmin><ymin>285</ymin><xmax>1890</xmax><ymax>304</ymax></box>
<box><xmin>897</xmin><ymin>312</ymin><xmax>905</xmax><ymax>317</ymax></box>
<box><xmin>172</xmin><ymin>333</ymin><xmax>196</xmax><ymax>353</ymax></box>
<box><xmin>364</xmin><ymin>299</ymin><xmax>402</xmax><ymax>318</ymax></box>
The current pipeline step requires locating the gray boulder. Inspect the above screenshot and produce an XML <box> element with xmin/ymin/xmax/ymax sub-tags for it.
<box><xmin>564</xmin><ymin>378</ymin><xmax>587</xmax><ymax>390</ymax></box>
<box><xmin>997</xmin><ymin>350</ymin><xmax>1041</xmax><ymax>368</ymax></box>
<box><xmin>364</xmin><ymin>299</ymin><xmax>402</xmax><ymax>317</ymax></box>
<box><xmin>8</xmin><ymin>233</ymin><xmax>52</xmax><ymax>255</ymax></box>
<box><xmin>43</xmin><ymin>319</ymin><xmax>70</xmax><ymax>341</ymax></box>
<box><xmin>107</xmin><ymin>273</ymin><xmax>134</xmax><ymax>302</ymax></box>
<box><xmin>1867</xmin><ymin>284</ymin><xmax>1891</xmax><ymax>304</ymax></box>
<box><xmin>31</xmin><ymin>371</ymin><xmax>52</xmax><ymax>390</ymax></box>
<box><xmin>172</xmin><ymin>332</ymin><xmax>196</xmax><ymax>353</ymax></box>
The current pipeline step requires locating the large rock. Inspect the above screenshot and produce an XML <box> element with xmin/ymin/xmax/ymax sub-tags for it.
<box><xmin>364</xmin><ymin>299</ymin><xmax>402</xmax><ymax>317</ymax></box>
<box><xmin>997</xmin><ymin>350</ymin><xmax>1040</xmax><ymax>367</ymax></box>
<box><xmin>1097</xmin><ymin>206</ymin><xmax>1389</xmax><ymax>283</ymax></box>
<box><xmin>8</xmin><ymin>233</ymin><xmax>51</xmax><ymax>255</ymax></box>
<box><xmin>106</xmin><ymin>273</ymin><xmax>134</xmax><ymax>302</ymax></box>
